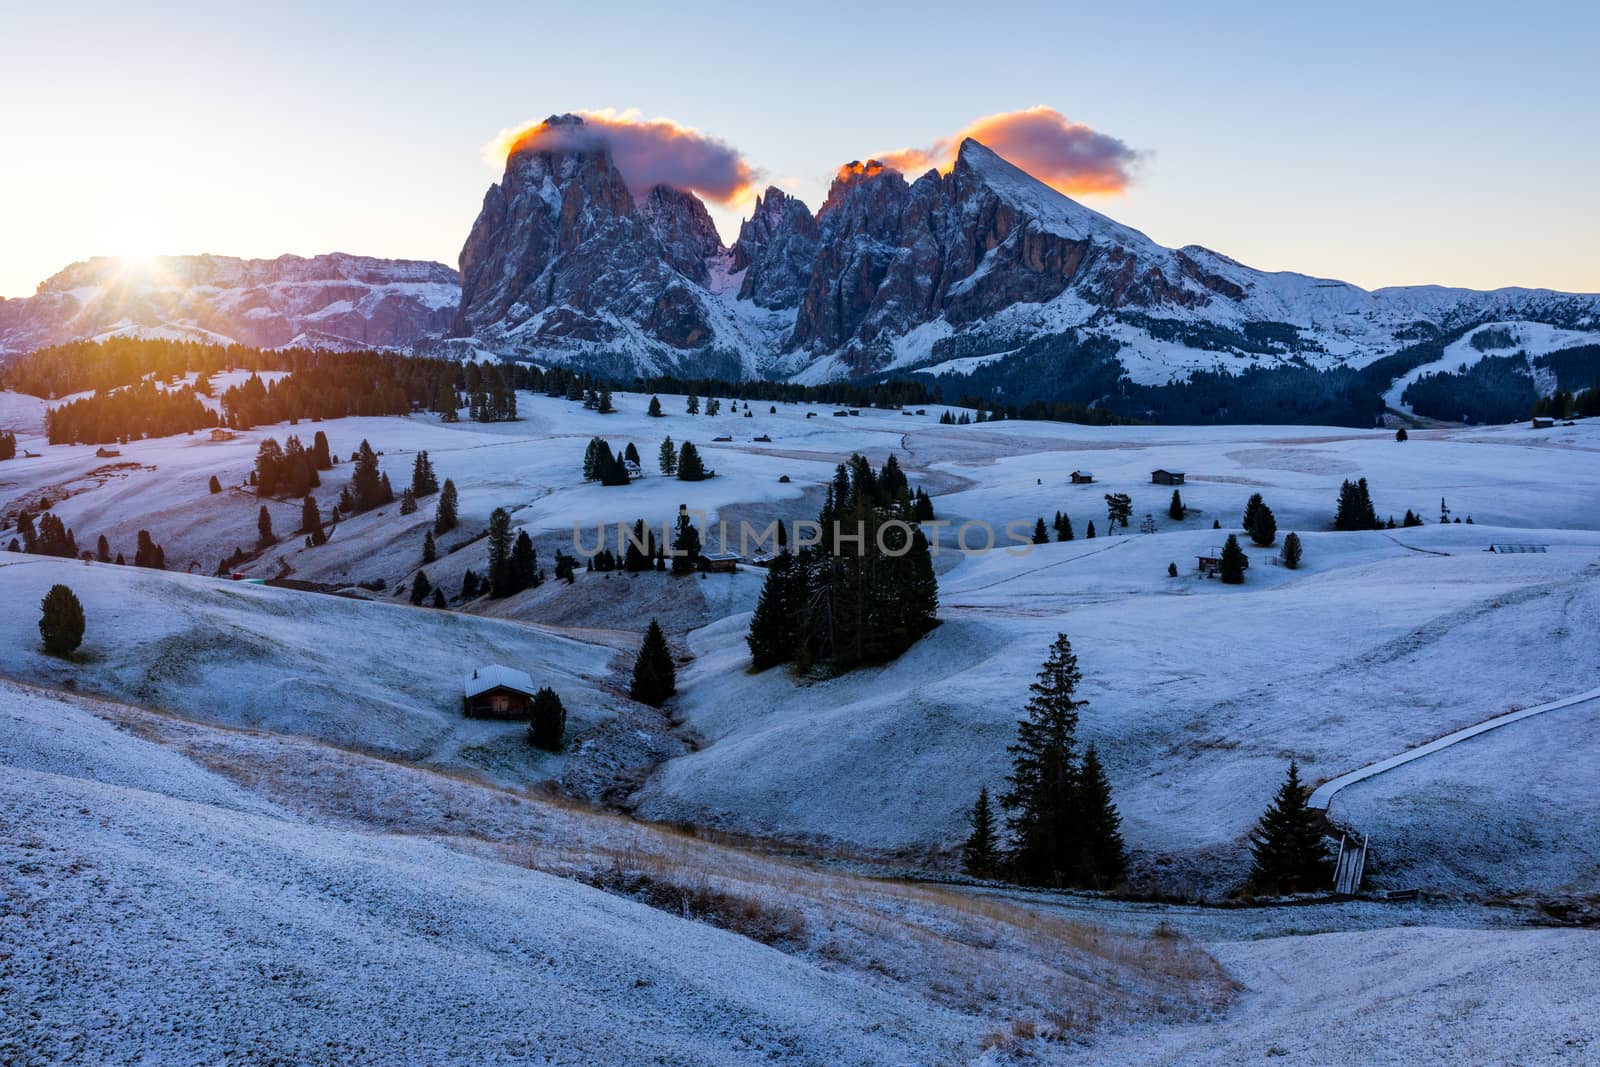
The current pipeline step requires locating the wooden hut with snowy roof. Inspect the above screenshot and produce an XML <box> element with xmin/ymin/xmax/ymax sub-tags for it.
<box><xmin>463</xmin><ymin>665</ymin><xmax>536</xmax><ymax>719</ymax></box>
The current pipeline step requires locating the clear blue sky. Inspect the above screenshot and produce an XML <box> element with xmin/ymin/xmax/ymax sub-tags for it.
<box><xmin>3</xmin><ymin>0</ymin><xmax>1596</xmax><ymax>297</ymax></box>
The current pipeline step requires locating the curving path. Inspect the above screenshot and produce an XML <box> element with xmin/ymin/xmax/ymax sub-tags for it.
<box><xmin>1309</xmin><ymin>685</ymin><xmax>1600</xmax><ymax>811</ymax></box>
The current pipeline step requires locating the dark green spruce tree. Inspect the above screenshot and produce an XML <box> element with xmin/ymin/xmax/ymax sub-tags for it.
<box><xmin>1001</xmin><ymin>634</ymin><xmax>1086</xmax><ymax>887</ymax></box>
<box><xmin>630</xmin><ymin>618</ymin><xmax>677</xmax><ymax>706</ymax></box>
<box><xmin>1247</xmin><ymin>761</ymin><xmax>1333</xmax><ymax>895</ymax></box>
<box><xmin>960</xmin><ymin>785</ymin><xmax>1000</xmax><ymax>879</ymax></box>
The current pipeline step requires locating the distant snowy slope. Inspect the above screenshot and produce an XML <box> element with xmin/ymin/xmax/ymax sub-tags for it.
<box><xmin>0</xmin><ymin>253</ymin><xmax>460</xmax><ymax>356</ymax></box>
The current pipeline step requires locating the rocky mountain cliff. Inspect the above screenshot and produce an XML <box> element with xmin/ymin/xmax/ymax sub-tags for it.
<box><xmin>449</xmin><ymin>124</ymin><xmax>1600</xmax><ymax>396</ymax></box>
<box><xmin>0</xmin><ymin>253</ymin><xmax>459</xmax><ymax>357</ymax></box>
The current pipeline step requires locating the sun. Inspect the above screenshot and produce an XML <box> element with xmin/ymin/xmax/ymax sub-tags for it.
<box><xmin>106</xmin><ymin>224</ymin><xmax>166</xmax><ymax>265</ymax></box>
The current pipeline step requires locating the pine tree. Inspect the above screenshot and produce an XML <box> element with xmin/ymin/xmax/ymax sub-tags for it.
<box><xmin>422</xmin><ymin>530</ymin><xmax>437</xmax><ymax>563</ymax></box>
<box><xmin>1281</xmin><ymin>531</ymin><xmax>1303</xmax><ymax>569</ymax></box>
<box><xmin>1247</xmin><ymin>761</ymin><xmax>1333</xmax><ymax>894</ymax></box>
<box><xmin>435</xmin><ymin>479</ymin><xmax>458</xmax><ymax>534</ymax></box>
<box><xmin>400</xmin><ymin>488</ymin><xmax>418</xmax><ymax>515</ymax></box>
<box><xmin>670</xmin><ymin>510</ymin><xmax>701</xmax><ymax>574</ymax></box>
<box><xmin>1335</xmin><ymin>478</ymin><xmax>1379</xmax><ymax>531</ymax></box>
<box><xmin>1086</xmin><ymin>520</ymin><xmax>1096</xmax><ymax>539</ymax></box>
<box><xmin>411</xmin><ymin>451</ymin><xmax>438</xmax><ymax>497</ymax></box>
<box><xmin>746</xmin><ymin>550</ymin><xmax>798</xmax><ymax>670</ymax></box>
<box><xmin>311</xmin><ymin>431</ymin><xmax>332</xmax><ymax>470</ymax></box>
<box><xmin>486</xmin><ymin>508</ymin><xmax>514</xmax><ymax>597</ymax></box>
<box><xmin>555</xmin><ymin>550</ymin><xmax>576</xmax><ymax>583</ymax></box>
<box><xmin>1001</xmin><ymin>634</ymin><xmax>1086</xmax><ymax>887</ymax></box>
<box><xmin>209</xmin><ymin>474</ymin><xmax>222</xmax><ymax>494</ymax></box>
<box><xmin>658</xmin><ymin>436</ymin><xmax>677</xmax><ymax>476</ymax></box>
<box><xmin>511</xmin><ymin>531</ymin><xmax>538</xmax><ymax>594</ymax></box>
<box><xmin>410</xmin><ymin>571</ymin><xmax>432</xmax><ymax>606</ymax></box>
<box><xmin>1104</xmin><ymin>493</ymin><xmax>1132</xmax><ymax>528</ymax></box>
<box><xmin>1056</xmin><ymin>512</ymin><xmax>1074</xmax><ymax>542</ymax></box>
<box><xmin>39</xmin><ymin>584</ymin><xmax>85</xmax><ymax>656</ymax></box>
<box><xmin>1167</xmin><ymin>561</ymin><xmax>1178</xmax><ymax>577</ymax></box>
<box><xmin>1249</xmin><ymin>502</ymin><xmax>1277</xmax><ymax>547</ymax></box>
<box><xmin>1031</xmin><ymin>518</ymin><xmax>1049</xmax><ymax>545</ymax></box>
<box><xmin>597</xmin><ymin>388</ymin><xmax>614</xmax><ymax>414</ymax></box>
<box><xmin>686</xmin><ymin>395</ymin><xmax>699</xmax><ymax>415</ymax></box>
<box><xmin>96</xmin><ymin>535</ymin><xmax>111</xmax><ymax>563</ymax></box>
<box><xmin>960</xmin><ymin>786</ymin><xmax>1000</xmax><ymax>879</ymax></box>
<box><xmin>647</xmin><ymin>395</ymin><xmax>663</xmax><ymax>417</ymax></box>
<box><xmin>431</xmin><ymin>588</ymin><xmax>447</xmax><ymax>609</ymax></box>
<box><xmin>528</xmin><ymin>687</ymin><xmax>567</xmax><ymax>750</ymax></box>
<box><xmin>351</xmin><ymin>440</ymin><xmax>386</xmax><ymax>512</ymax></box>
<box><xmin>1395</xmin><ymin>427</ymin><xmax>1408</xmax><ymax>442</ymax></box>
<box><xmin>676</xmin><ymin>441</ymin><xmax>708</xmax><ymax>481</ymax></box>
<box><xmin>630</xmin><ymin>618</ymin><xmax>677</xmax><ymax>706</ymax></box>
<box><xmin>1168</xmin><ymin>490</ymin><xmax>1184</xmax><ymax>521</ymax></box>
<box><xmin>1220</xmin><ymin>533</ymin><xmax>1247</xmax><ymax>584</ymax></box>
<box><xmin>1074</xmin><ymin>745</ymin><xmax>1127</xmax><ymax>888</ymax></box>
<box><xmin>1242</xmin><ymin>493</ymin><xmax>1264</xmax><ymax>534</ymax></box>
<box><xmin>257</xmin><ymin>506</ymin><xmax>275</xmax><ymax>547</ymax></box>
<box><xmin>301</xmin><ymin>496</ymin><xmax>326</xmax><ymax>544</ymax></box>
<box><xmin>460</xmin><ymin>569</ymin><xmax>480</xmax><ymax>600</ymax></box>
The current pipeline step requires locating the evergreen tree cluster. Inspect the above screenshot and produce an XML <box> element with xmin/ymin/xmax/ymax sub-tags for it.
<box><xmin>966</xmin><ymin>634</ymin><xmax>1126</xmax><ymax>889</ymax></box>
<box><xmin>746</xmin><ymin>453</ymin><xmax>938</xmax><ymax>675</ymax></box>
<box><xmin>1333</xmin><ymin>478</ymin><xmax>1381</xmax><ymax>531</ymax></box>
<box><xmin>46</xmin><ymin>379</ymin><xmax>218</xmax><ymax>444</ymax></box>
<box><xmin>1051</xmin><ymin>511</ymin><xmax>1075</xmax><ymax>541</ymax></box>
<box><xmin>582</xmin><ymin>438</ymin><xmax>633</xmax><ymax>485</ymax></box>
<box><xmin>19</xmin><ymin>510</ymin><xmax>79</xmax><ymax>558</ymax></box>
<box><xmin>485</xmin><ymin>507</ymin><xmax>541</xmax><ymax>598</ymax></box>
<box><xmin>1242</xmin><ymin>493</ymin><xmax>1277</xmax><ymax>546</ymax></box>
<box><xmin>675</xmin><ymin>441</ymin><xmax>709</xmax><ymax>481</ymax></box>
<box><xmin>252</xmin><ymin>433</ymin><xmax>330</xmax><ymax>498</ymax></box>
<box><xmin>0</xmin><ymin>431</ymin><xmax>17</xmax><ymax>461</ymax></box>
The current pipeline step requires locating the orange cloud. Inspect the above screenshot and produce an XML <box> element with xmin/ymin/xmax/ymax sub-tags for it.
<box><xmin>483</xmin><ymin>109</ymin><xmax>757</xmax><ymax>206</ymax></box>
<box><xmin>877</xmin><ymin>106</ymin><xmax>1141</xmax><ymax>195</ymax></box>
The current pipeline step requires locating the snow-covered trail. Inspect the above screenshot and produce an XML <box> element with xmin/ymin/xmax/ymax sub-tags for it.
<box><xmin>1309</xmin><ymin>685</ymin><xmax>1600</xmax><ymax>813</ymax></box>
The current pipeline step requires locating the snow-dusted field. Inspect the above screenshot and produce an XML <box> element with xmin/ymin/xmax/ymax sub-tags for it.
<box><xmin>4</xmin><ymin>390</ymin><xmax>1599</xmax><ymax>894</ymax></box>
<box><xmin>4</xmin><ymin>386</ymin><xmax>1600</xmax><ymax>1060</ymax></box>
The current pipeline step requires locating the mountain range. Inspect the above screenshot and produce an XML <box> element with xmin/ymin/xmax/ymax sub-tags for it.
<box><xmin>443</xmin><ymin>115</ymin><xmax>1600</xmax><ymax>398</ymax></box>
<box><xmin>5</xmin><ymin>115</ymin><xmax>1597</xmax><ymax>417</ymax></box>
<box><xmin>0</xmin><ymin>253</ymin><xmax>459</xmax><ymax>357</ymax></box>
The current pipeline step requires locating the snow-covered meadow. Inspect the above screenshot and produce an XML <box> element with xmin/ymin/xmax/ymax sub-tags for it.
<box><xmin>4</xmin><ymin>384</ymin><xmax>1600</xmax><ymax>1060</ymax></box>
<box><xmin>3</xmin><ymin>389</ymin><xmax>1599</xmax><ymax>892</ymax></box>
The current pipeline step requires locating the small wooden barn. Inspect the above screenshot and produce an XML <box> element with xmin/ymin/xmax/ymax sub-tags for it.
<box><xmin>701</xmin><ymin>551</ymin><xmax>741</xmax><ymax>573</ymax></box>
<box><xmin>1152</xmin><ymin>469</ymin><xmax>1186</xmax><ymax>485</ymax></box>
<box><xmin>209</xmin><ymin>428</ymin><xmax>237</xmax><ymax>442</ymax></box>
<box><xmin>463</xmin><ymin>664</ymin><xmax>537</xmax><ymax>719</ymax></box>
<box><xmin>1070</xmin><ymin>470</ymin><xmax>1095</xmax><ymax>484</ymax></box>
<box><xmin>1531</xmin><ymin>417</ymin><xmax>1555</xmax><ymax>429</ymax></box>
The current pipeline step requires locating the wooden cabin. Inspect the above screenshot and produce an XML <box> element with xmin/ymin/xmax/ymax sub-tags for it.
<box><xmin>463</xmin><ymin>664</ymin><xmax>537</xmax><ymax>719</ymax></box>
<box><xmin>1152</xmin><ymin>469</ymin><xmax>1186</xmax><ymax>485</ymax></box>
<box><xmin>1070</xmin><ymin>470</ymin><xmax>1095</xmax><ymax>484</ymax></box>
<box><xmin>712</xmin><ymin>435</ymin><xmax>733</xmax><ymax>442</ymax></box>
<box><xmin>1531</xmin><ymin>417</ymin><xmax>1555</xmax><ymax>429</ymax></box>
<box><xmin>209</xmin><ymin>428</ymin><xmax>237</xmax><ymax>443</ymax></box>
<box><xmin>1196</xmin><ymin>550</ymin><xmax>1249</xmax><ymax>575</ymax></box>
<box><xmin>701</xmin><ymin>551</ymin><xmax>741</xmax><ymax>574</ymax></box>
<box><xmin>95</xmin><ymin>447</ymin><xmax>122</xmax><ymax>458</ymax></box>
